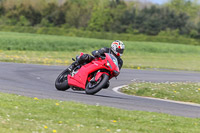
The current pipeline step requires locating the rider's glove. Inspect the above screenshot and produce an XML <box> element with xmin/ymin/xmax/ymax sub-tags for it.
<box><xmin>93</xmin><ymin>51</ymin><xmax>100</xmax><ymax>57</ymax></box>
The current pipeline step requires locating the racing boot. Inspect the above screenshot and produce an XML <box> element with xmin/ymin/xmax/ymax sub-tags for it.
<box><xmin>67</xmin><ymin>61</ymin><xmax>79</xmax><ymax>72</ymax></box>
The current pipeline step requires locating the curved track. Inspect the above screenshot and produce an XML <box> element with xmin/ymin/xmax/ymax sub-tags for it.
<box><xmin>0</xmin><ymin>62</ymin><xmax>200</xmax><ymax>118</ymax></box>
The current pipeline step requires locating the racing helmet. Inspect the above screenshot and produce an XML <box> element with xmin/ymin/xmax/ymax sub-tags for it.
<box><xmin>111</xmin><ymin>40</ymin><xmax>125</xmax><ymax>57</ymax></box>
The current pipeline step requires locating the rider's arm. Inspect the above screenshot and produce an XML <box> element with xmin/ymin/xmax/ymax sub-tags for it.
<box><xmin>92</xmin><ymin>47</ymin><xmax>108</xmax><ymax>57</ymax></box>
<box><xmin>92</xmin><ymin>50</ymin><xmax>100</xmax><ymax>57</ymax></box>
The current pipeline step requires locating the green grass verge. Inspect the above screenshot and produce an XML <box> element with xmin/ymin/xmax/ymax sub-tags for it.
<box><xmin>0</xmin><ymin>31</ymin><xmax>200</xmax><ymax>71</ymax></box>
<box><xmin>1</xmin><ymin>50</ymin><xmax>200</xmax><ymax>71</ymax></box>
<box><xmin>0</xmin><ymin>25</ymin><xmax>200</xmax><ymax>46</ymax></box>
<box><xmin>121</xmin><ymin>82</ymin><xmax>200</xmax><ymax>104</ymax></box>
<box><xmin>0</xmin><ymin>31</ymin><xmax>200</xmax><ymax>53</ymax></box>
<box><xmin>0</xmin><ymin>92</ymin><xmax>200</xmax><ymax>133</ymax></box>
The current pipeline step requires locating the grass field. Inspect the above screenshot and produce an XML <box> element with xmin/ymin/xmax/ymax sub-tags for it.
<box><xmin>0</xmin><ymin>92</ymin><xmax>200</xmax><ymax>133</ymax></box>
<box><xmin>0</xmin><ymin>32</ymin><xmax>200</xmax><ymax>53</ymax></box>
<box><xmin>121</xmin><ymin>82</ymin><xmax>200</xmax><ymax>104</ymax></box>
<box><xmin>0</xmin><ymin>31</ymin><xmax>200</xmax><ymax>71</ymax></box>
<box><xmin>0</xmin><ymin>32</ymin><xmax>200</xmax><ymax>133</ymax></box>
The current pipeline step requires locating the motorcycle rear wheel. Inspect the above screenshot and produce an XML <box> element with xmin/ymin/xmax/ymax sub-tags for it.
<box><xmin>55</xmin><ymin>69</ymin><xmax>70</xmax><ymax>91</ymax></box>
<box><xmin>85</xmin><ymin>74</ymin><xmax>109</xmax><ymax>95</ymax></box>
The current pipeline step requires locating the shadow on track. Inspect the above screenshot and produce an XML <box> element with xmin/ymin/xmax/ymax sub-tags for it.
<box><xmin>65</xmin><ymin>90</ymin><xmax>130</xmax><ymax>100</ymax></box>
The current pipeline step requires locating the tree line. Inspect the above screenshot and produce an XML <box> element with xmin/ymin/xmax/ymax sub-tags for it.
<box><xmin>0</xmin><ymin>0</ymin><xmax>200</xmax><ymax>38</ymax></box>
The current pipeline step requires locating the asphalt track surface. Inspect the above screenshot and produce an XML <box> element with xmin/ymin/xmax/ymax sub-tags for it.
<box><xmin>0</xmin><ymin>62</ymin><xmax>200</xmax><ymax>118</ymax></box>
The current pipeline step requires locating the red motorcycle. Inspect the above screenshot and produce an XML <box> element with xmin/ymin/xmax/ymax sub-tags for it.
<box><xmin>55</xmin><ymin>53</ymin><xmax>120</xmax><ymax>95</ymax></box>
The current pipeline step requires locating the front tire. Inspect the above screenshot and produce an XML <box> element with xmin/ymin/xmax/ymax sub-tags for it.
<box><xmin>85</xmin><ymin>74</ymin><xmax>109</xmax><ymax>95</ymax></box>
<box><xmin>55</xmin><ymin>69</ymin><xmax>70</xmax><ymax>91</ymax></box>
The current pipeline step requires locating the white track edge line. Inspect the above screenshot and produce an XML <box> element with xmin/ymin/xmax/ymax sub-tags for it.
<box><xmin>112</xmin><ymin>85</ymin><xmax>200</xmax><ymax>107</ymax></box>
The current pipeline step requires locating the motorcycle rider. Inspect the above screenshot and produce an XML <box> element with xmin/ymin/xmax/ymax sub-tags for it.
<box><xmin>68</xmin><ymin>40</ymin><xmax>124</xmax><ymax>71</ymax></box>
<box><xmin>67</xmin><ymin>40</ymin><xmax>125</xmax><ymax>87</ymax></box>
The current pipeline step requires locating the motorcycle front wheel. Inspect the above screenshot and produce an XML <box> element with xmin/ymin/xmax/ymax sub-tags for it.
<box><xmin>55</xmin><ymin>69</ymin><xmax>70</xmax><ymax>91</ymax></box>
<box><xmin>85</xmin><ymin>74</ymin><xmax>109</xmax><ymax>95</ymax></box>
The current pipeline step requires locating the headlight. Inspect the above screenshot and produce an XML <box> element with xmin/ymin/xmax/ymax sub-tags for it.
<box><xmin>106</xmin><ymin>61</ymin><xmax>112</xmax><ymax>69</ymax></box>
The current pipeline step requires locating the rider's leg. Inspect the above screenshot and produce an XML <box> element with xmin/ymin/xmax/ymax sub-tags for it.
<box><xmin>78</xmin><ymin>54</ymin><xmax>94</xmax><ymax>64</ymax></box>
<box><xmin>67</xmin><ymin>61</ymin><xmax>79</xmax><ymax>72</ymax></box>
<box><xmin>67</xmin><ymin>54</ymin><xmax>94</xmax><ymax>72</ymax></box>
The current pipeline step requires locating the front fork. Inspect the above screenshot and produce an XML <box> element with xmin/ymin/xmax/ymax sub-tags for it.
<box><xmin>95</xmin><ymin>71</ymin><xmax>109</xmax><ymax>82</ymax></box>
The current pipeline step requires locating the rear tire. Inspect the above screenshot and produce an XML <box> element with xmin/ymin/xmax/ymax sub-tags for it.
<box><xmin>85</xmin><ymin>74</ymin><xmax>109</xmax><ymax>95</ymax></box>
<box><xmin>55</xmin><ymin>69</ymin><xmax>70</xmax><ymax>91</ymax></box>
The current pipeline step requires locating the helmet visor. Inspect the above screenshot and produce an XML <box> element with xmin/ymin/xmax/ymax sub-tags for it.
<box><xmin>116</xmin><ymin>48</ymin><xmax>124</xmax><ymax>54</ymax></box>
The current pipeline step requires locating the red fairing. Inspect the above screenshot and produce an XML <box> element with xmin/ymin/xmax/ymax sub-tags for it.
<box><xmin>79</xmin><ymin>52</ymin><xmax>84</xmax><ymax>57</ymax></box>
<box><xmin>67</xmin><ymin>53</ymin><xmax>120</xmax><ymax>89</ymax></box>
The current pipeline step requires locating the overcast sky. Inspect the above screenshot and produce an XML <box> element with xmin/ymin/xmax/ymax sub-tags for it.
<box><xmin>125</xmin><ymin>0</ymin><xmax>169</xmax><ymax>4</ymax></box>
<box><xmin>148</xmin><ymin>0</ymin><xmax>168</xmax><ymax>4</ymax></box>
<box><xmin>143</xmin><ymin>0</ymin><xmax>200</xmax><ymax>4</ymax></box>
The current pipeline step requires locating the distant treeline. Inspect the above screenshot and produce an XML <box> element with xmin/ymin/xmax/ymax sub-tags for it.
<box><xmin>0</xmin><ymin>0</ymin><xmax>200</xmax><ymax>39</ymax></box>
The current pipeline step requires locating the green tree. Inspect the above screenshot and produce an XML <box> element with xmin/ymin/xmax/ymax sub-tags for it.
<box><xmin>63</xmin><ymin>0</ymin><xmax>99</xmax><ymax>28</ymax></box>
<box><xmin>17</xmin><ymin>15</ymin><xmax>30</xmax><ymax>26</ymax></box>
<box><xmin>135</xmin><ymin>6</ymin><xmax>163</xmax><ymax>35</ymax></box>
<box><xmin>23</xmin><ymin>6</ymin><xmax>42</xmax><ymax>25</ymax></box>
<box><xmin>88</xmin><ymin>0</ymin><xmax>129</xmax><ymax>33</ymax></box>
<box><xmin>134</xmin><ymin>6</ymin><xmax>190</xmax><ymax>35</ymax></box>
<box><xmin>197</xmin><ymin>22</ymin><xmax>200</xmax><ymax>33</ymax></box>
<box><xmin>39</xmin><ymin>18</ymin><xmax>53</xmax><ymax>27</ymax></box>
<box><xmin>47</xmin><ymin>9</ymin><xmax>65</xmax><ymax>26</ymax></box>
<box><xmin>166</xmin><ymin>0</ymin><xmax>200</xmax><ymax>19</ymax></box>
<box><xmin>88</xmin><ymin>7</ymin><xmax>112</xmax><ymax>32</ymax></box>
<box><xmin>0</xmin><ymin>3</ymin><xmax>4</xmax><ymax>16</ymax></box>
<box><xmin>41</xmin><ymin>3</ymin><xmax>58</xmax><ymax>17</ymax></box>
<box><xmin>4</xmin><ymin>4</ymin><xmax>42</xmax><ymax>26</ymax></box>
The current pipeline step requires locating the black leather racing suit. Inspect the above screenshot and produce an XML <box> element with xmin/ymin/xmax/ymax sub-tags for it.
<box><xmin>91</xmin><ymin>47</ymin><xmax>123</xmax><ymax>70</ymax></box>
<box><xmin>69</xmin><ymin>47</ymin><xmax>123</xmax><ymax>73</ymax></box>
